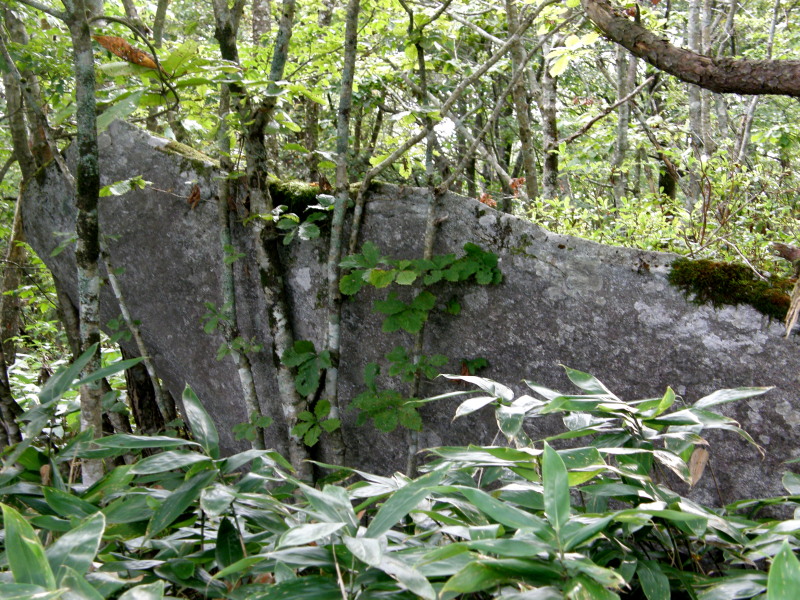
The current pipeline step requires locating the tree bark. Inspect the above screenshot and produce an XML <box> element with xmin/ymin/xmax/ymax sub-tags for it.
<box><xmin>581</xmin><ymin>0</ymin><xmax>800</xmax><ymax>97</ymax></box>
<box><xmin>505</xmin><ymin>0</ymin><xmax>539</xmax><ymax>202</ymax></box>
<box><xmin>122</xmin><ymin>347</ymin><xmax>165</xmax><ymax>437</ymax></box>
<box><xmin>252</xmin><ymin>0</ymin><xmax>272</xmax><ymax>43</ymax></box>
<box><xmin>538</xmin><ymin>58</ymin><xmax>560</xmax><ymax>200</ymax></box>
<box><xmin>215</xmin><ymin>85</ymin><xmax>266</xmax><ymax>451</ymax></box>
<box><xmin>213</xmin><ymin>0</ymin><xmax>310</xmax><ymax>479</ymax></box>
<box><xmin>323</xmin><ymin>0</ymin><xmax>360</xmax><ymax>467</ymax></box>
<box><xmin>610</xmin><ymin>46</ymin><xmax>636</xmax><ymax>206</ymax></box>
<box><xmin>66</xmin><ymin>0</ymin><xmax>104</xmax><ymax>485</ymax></box>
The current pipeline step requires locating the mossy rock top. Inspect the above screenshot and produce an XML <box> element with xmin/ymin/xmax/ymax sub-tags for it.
<box><xmin>668</xmin><ymin>257</ymin><xmax>791</xmax><ymax>321</ymax></box>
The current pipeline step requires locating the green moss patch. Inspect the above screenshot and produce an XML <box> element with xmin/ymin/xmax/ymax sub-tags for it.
<box><xmin>159</xmin><ymin>140</ymin><xmax>219</xmax><ymax>169</ymax></box>
<box><xmin>267</xmin><ymin>178</ymin><xmax>321</xmax><ymax>211</ymax></box>
<box><xmin>668</xmin><ymin>258</ymin><xmax>791</xmax><ymax>320</ymax></box>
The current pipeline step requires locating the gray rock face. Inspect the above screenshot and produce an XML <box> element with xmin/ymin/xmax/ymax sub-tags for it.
<box><xmin>21</xmin><ymin>121</ymin><xmax>800</xmax><ymax>504</ymax></box>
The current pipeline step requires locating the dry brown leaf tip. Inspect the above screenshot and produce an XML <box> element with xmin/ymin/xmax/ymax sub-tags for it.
<box><xmin>93</xmin><ymin>35</ymin><xmax>160</xmax><ymax>71</ymax></box>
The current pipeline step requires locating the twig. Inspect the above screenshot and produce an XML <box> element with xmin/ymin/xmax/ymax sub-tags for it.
<box><xmin>101</xmin><ymin>248</ymin><xmax>175</xmax><ymax>424</ymax></box>
<box><xmin>557</xmin><ymin>75</ymin><xmax>655</xmax><ymax>146</ymax></box>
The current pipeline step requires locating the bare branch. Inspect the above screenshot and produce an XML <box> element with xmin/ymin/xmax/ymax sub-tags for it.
<box><xmin>6</xmin><ymin>0</ymin><xmax>66</xmax><ymax>20</ymax></box>
<box><xmin>558</xmin><ymin>75</ymin><xmax>655</xmax><ymax>146</ymax></box>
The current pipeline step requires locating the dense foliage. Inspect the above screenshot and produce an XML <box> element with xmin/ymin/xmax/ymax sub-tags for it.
<box><xmin>3</xmin><ymin>362</ymin><xmax>800</xmax><ymax>598</ymax></box>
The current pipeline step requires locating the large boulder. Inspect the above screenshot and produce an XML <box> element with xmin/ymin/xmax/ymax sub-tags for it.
<box><xmin>21</xmin><ymin>120</ymin><xmax>800</xmax><ymax>504</ymax></box>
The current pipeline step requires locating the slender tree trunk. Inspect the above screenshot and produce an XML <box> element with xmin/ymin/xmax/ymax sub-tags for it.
<box><xmin>214</xmin><ymin>0</ymin><xmax>310</xmax><ymax>478</ymax></box>
<box><xmin>122</xmin><ymin>347</ymin><xmax>165</xmax><ymax>437</ymax></box>
<box><xmin>322</xmin><ymin>0</ymin><xmax>360</xmax><ymax>467</ymax></box>
<box><xmin>539</xmin><ymin>61</ymin><xmax>559</xmax><ymax>199</ymax></box>
<box><xmin>699</xmin><ymin>0</ymin><xmax>714</xmax><ymax>154</ymax></box>
<box><xmin>252</xmin><ymin>0</ymin><xmax>272</xmax><ymax>43</ymax></box>
<box><xmin>66</xmin><ymin>0</ymin><xmax>104</xmax><ymax>485</ymax></box>
<box><xmin>216</xmin><ymin>85</ymin><xmax>266</xmax><ymax>450</ymax></box>
<box><xmin>303</xmin><ymin>0</ymin><xmax>334</xmax><ymax>182</ymax></box>
<box><xmin>0</xmin><ymin>15</ymin><xmax>35</xmax><ymax>368</ymax></box>
<box><xmin>505</xmin><ymin>0</ymin><xmax>539</xmax><ymax>202</ymax></box>
<box><xmin>102</xmin><ymin>249</ymin><xmax>176</xmax><ymax>426</ymax></box>
<box><xmin>152</xmin><ymin>0</ymin><xmax>169</xmax><ymax>44</ymax></box>
<box><xmin>736</xmin><ymin>0</ymin><xmax>779</xmax><ymax>162</ymax></box>
<box><xmin>610</xmin><ymin>47</ymin><xmax>637</xmax><ymax>207</ymax></box>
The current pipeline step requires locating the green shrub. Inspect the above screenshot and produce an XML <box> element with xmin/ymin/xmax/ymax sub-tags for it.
<box><xmin>1</xmin><ymin>358</ymin><xmax>799</xmax><ymax>599</ymax></box>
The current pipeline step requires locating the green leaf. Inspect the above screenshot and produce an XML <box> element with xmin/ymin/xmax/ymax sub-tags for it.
<box><xmin>368</xmin><ymin>268</ymin><xmax>396</xmax><ymax>288</ymax></box>
<box><xmin>94</xmin><ymin>434</ymin><xmax>200</xmax><ymax>450</ymax></box>
<box><xmin>303</xmin><ymin>424</ymin><xmax>322</xmax><ymax>446</ymax></box>
<box><xmin>454</xmin><ymin>395</ymin><xmax>498</xmax><ymax>419</ymax></box>
<box><xmin>651</xmin><ymin>387</ymin><xmax>676</xmax><ymax>417</ymax></box>
<box><xmin>564</xmin><ymin>574</ymin><xmax>619</xmax><ymax>600</ymax></box>
<box><xmin>637</xmin><ymin>560</ymin><xmax>670</xmax><ymax>600</ymax></box>
<box><xmin>457</xmin><ymin>487</ymin><xmax>547</xmax><ymax>532</ymax></box>
<box><xmin>379</xmin><ymin>555</ymin><xmax>436</xmax><ymax>600</ymax></box>
<box><xmin>361</xmin><ymin>241</ymin><xmax>382</xmax><ymax>266</ymax></box>
<box><xmin>37</xmin><ymin>343</ymin><xmax>98</xmax><ymax>405</ymax></box>
<box><xmin>215</xmin><ymin>517</ymin><xmax>244</xmax><ymax>570</ymax></box>
<box><xmin>129</xmin><ymin>450</ymin><xmax>211</xmax><ymax>474</ymax></box>
<box><xmin>2</xmin><ymin>504</ymin><xmax>56</xmax><ymax>589</ymax></box>
<box><xmin>47</xmin><ymin>512</ymin><xmax>105</xmax><ymax>582</ymax></box>
<box><xmin>162</xmin><ymin>41</ymin><xmax>200</xmax><ymax>74</ymax></box>
<box><xmin>442</xmin><ymin>561</ymin><xmax>507</xmax><ymax>595</ymax></box>
<box><xmin>395</xmin><ymin>270</ymin><xmax>418</xmax><ymax>285</ymax></box>
<box><xmin>200</xmin><ymin>483</ymin><xmax>236</xmax><ymax>517</ymax></box>
<box><xmin>277</xmin><ymin>522</ymin><xmax>347</xmax><ymax>548</ymax></box>
<box><xmin>97</xmin><ymin>90</ymin><xmax>143</xmax><ymax>133</ymax></box>
<box><xmin>296</xmin><ymin>363</ymin><xmax>321</xmax><ymax>396</ymax></box>
<box><xmin>694</xmin><ymin>387</ymin><xmax>772</xmax><ymax>409</ymax></box>
<box><xmin>366</xmin><ymin>470</ymin><xmax>445</xmax><ymax>537</ymax></box>
<box><xmin>282</xmin><ymin>340</ymin><xmax>315</xmax><ymax>367</ymax></box>
<box><xmin>549</xmin><ymin>54</ymin><xmax>570</xmax><ymax>77</ymax></box>
<box><xmin>768</xmin><ymin>541</ymin><xmax>800</xmax><ymax>600</ymax></box>
<box><xmin>293</xmin><ymin>482</ymin><xmax>359</xmax><ymax>534</ymax></box>
<box><xmin>60</xmin><ymin>566</ymin><xmax>104</xmax><ymax>600</ymax></box>
<box><xmin>0</xmin><ymin>584</ymin><xmax>63</xmax><ymax>600</ymax></box>
<box><xmin>563</xmin><ymin>366</ymin><xmax>612</xmax><ymax>394</ymax></box>
<box><xmin>147</xmin><ymin>469</ymin><xmax>217</xmax><ymax>538</ymax></box>
<box><xmin>374</xmin><ymin>294</ymin><xmax>407</xmax><ymax>316</ymax></box>
<box><xmin>411</xmin><ymin>290</ymin><xmax>436</xmax><ymax>311</ymax></box>
<box><xmin>182</xmin><ymin>385</ymin><xmax>220</xmax><ymax>459</ymax></box>
<box><xmin>343</xmin><ymin>535</ymin><xmax>383</xmax><ymax>567</ymax></box>
<box><xmin>242</xmin><ymin>576</ymin><xmax>341</xmax><ymax>599</ymax></box>
<box><xmin>213</xmin><ymin>555</ymin><xmax>267</xmax><ymax>581</ymax></box>
<box><xmin>339</xmin><ymin>272</ymin><xmax>364</xmax><ymax>295</ymax></box>
<box><xmin>117</xmin><ymin>581</ymin><xmax>165</xmax><ymax>600</ymax></box>
<box><xmin>321</xmin><ymin>418</ymin><xmax>341</xmax><ymax>433</ymax></box>
<box><xmin>542</xmin><ymin>442</ymin><xmax>570</xmax><ymax>532</ymax></box>
<box><xmin>314</xmin><ymin>398</ymin><xmax>331</xmax><ymax>419</ymax></box>
<box><xmin>783</xmin><ymin>472</ymin><xmax>800</xmax><ymax>495</ymax></box>
<box><xmin>43</xmin><ymin>487</ymin><xmax>96</xmax><ymax>518</ymax></box>
<box><xmin>698</xmin><ymin>573</ymin><xmax>766</xmax><ymax>600</ymax></box>
<box><xmin>442</xmin><ymin>375</ymin><xmax>514</xmax><ymax>402</ymax></box>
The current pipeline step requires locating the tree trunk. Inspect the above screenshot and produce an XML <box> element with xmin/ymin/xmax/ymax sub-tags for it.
<box><xmin>67</xmin><ymin>0</ymin><xmax>104</xmax><ymax>485</ymax></box>
<box><xmin>216</xmin><ymin>85</ymin><xmax>267</xmax><ymax>451</ymax></box>
<box><xmin>610</xmin><ymin>46</ymin><xmax>636</xmax><ymax>207</ymax></box>
<box><xmin>252</xmin><ymin>0</ymin><xmax>272</xmax><ymax>43</ymax></box>
<box><xmin>506</xmin><ymin>0</ymin><xmax>539</xmax><ymax>202</ymax></box>
<box><xmin>539</xmin><ymin>59</ymin><xmax>559</xmax><ymax>199</ymax></box>
<box><xmin>322</xmin><ymin>0</ymin><xmax>360</xmax><ymax>468</ymax></box>
<box><xmin>122</xmin><ymin>347</ymin><xmax>166</xmax><ymax>437</ymax></box>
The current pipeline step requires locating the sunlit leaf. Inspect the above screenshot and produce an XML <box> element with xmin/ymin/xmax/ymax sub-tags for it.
<box><xmin>2</xmin><ymin>503</ymin><xmax>56</xmax><ymax>589</ymax></box>
<box><xmin>182</xmin><ymin>385</ymin><xmax>220</xmax><ymax>459</ymax></box>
